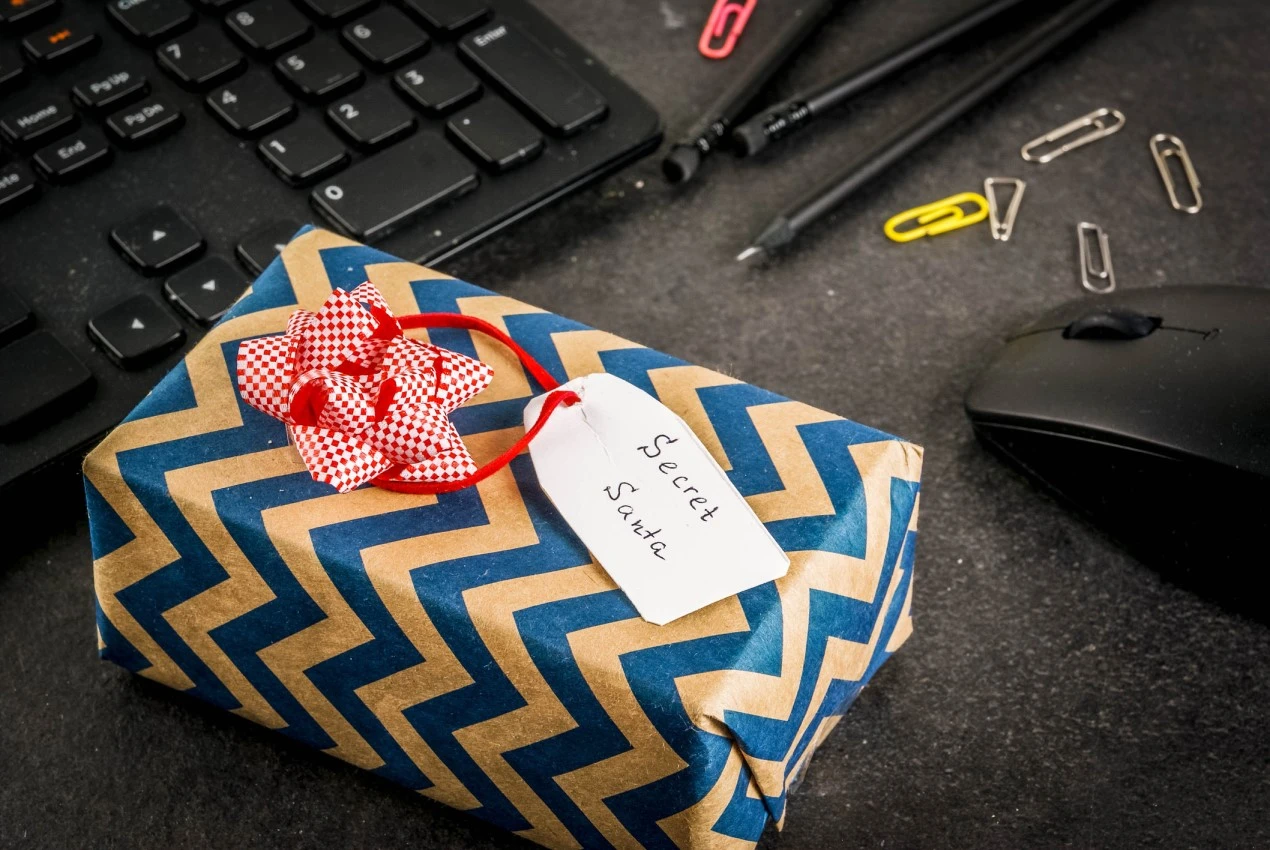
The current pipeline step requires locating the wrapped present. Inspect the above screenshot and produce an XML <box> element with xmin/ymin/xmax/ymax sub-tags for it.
<box><xmin>86</xmin><ymin>227</ymin><xmax>923</xmax><ymax>849</ymax></box>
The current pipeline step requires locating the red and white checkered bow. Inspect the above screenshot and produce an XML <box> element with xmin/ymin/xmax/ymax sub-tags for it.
<box><xmin>236</xmin><ymin>283</ymin><xmax>494</xmax><ymax>493</ymax></box>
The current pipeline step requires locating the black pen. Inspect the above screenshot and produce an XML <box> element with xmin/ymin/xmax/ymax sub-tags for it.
<box><xmin>737</xmin><ymin>0</ymin><xmax>1134</xmax><ymax>261</ymax></box>
<box><xmin>662</xmin><ymin>0</ymin><xmax>841</xmax><ymax>184</ymax></box>
<box><xmin>731</xmin><ymin>0</ymin><xmax>1038</xmax><ymax>157</ymax></box>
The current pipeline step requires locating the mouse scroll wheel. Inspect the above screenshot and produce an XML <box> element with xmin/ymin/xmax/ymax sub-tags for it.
<box><xmin>1063</xmin><ymin>310</ymin><xmax>1162</xmax><ymax>340</ymax></box>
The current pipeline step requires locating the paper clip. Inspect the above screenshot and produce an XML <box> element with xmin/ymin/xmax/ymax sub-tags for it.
<box><xmin>1149</xmin><ymin>134</ymin><xmax>1202</xmax><ymax>214</ymax></box>
<box><xmin>1077</xmin><ymin>222</ymin><xmax>1115</xmax><ymax>294</ymax></box>
<box><xmin>1021</xmin><ymin>107</ymin><xmax>1126</xmax><ymax>164</ymax></box>
<box><xmin>984</xmin><ymin>178</ymin><xmax>1026</xmax><ymax>242</ymax></box>
<box><xmin>884</xmin><ymin>192</ymin><xmax>989</xmax><ymax>243</ymax></box>
<box><xmin>698</xmin><ymin>0</ymin><xmax>757</xmax><ymax>60</ymax></box>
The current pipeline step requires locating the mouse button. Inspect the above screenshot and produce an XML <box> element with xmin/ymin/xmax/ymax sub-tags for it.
<box><xmin>1063</xmin><ymin>310</ymin><xmax>1162</xmax><ymax>340</ymax></box>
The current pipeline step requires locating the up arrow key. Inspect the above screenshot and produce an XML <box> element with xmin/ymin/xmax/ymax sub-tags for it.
<box><xmin>130</xmin><ymin>317</ymin><xmax>145</xmax><ymax>330</ymax></box>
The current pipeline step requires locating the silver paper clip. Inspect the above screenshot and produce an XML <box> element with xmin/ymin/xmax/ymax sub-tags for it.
<box><xmin>1149</xmin><ymin>134</ymin><xmax>1202</xmax><ymax>214</ymax></box>
<box><xmin>984</xmin><ymin>177</ymin><xmax>1026</xmax><ymax>242</ymax></box>
<box><xmin>1021</xmin><ymin>108</ymin><xmax>1126</xmax><ymax>164</ymax></box>
<box><xmin>1077</xmin><ymin>222</ymin><xmax>1115</xmax><ymax>294</ymax></box>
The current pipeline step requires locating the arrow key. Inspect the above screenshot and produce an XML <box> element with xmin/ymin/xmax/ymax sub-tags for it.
<box><xmin>88</xmin><ymin>293</ymin><xmax>185</xmax><ymax>369</ymax></box>
<box><xmin>164</xmin><ymin>256</ymin><xmax>247</xmax><ymax>325</ymax></box>
<box><xmin>110</xmin><ymin>205</ymin><xmax>205</xmax><ymax>274</ymax></box>
<box><xmin>235</xmin><ymin>219</ymin><xmax>302</xmax><ymax>274</ymax></box>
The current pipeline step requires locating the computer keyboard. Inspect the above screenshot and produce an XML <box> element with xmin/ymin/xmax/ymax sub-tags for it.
<box><xmin>0</xmin><ymin>0</ymin><xmax>661</xmax><ymax>492</ymax></box>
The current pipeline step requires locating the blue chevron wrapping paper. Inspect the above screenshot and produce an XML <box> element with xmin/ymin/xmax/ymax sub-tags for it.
<box><xmin>86</xmin><ymin>227</ymin><xmax>923</xmax><ymax>849</ymax></box>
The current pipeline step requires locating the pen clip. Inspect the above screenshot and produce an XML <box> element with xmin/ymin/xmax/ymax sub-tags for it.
<box><xmin>698</xmin><ymin>0</ymin><xmax>757</xmax><ymax>60</ymax></box>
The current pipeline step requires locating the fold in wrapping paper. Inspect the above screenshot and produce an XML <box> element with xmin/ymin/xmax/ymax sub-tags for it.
<box><xmin>85</xmin><ymin>227</ymin><xmax>923</xmax><ymax>850</ymax></box>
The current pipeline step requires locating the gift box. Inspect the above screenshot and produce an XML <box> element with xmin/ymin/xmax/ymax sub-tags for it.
<box><xmin>85</xmin><ymin>227</ymin><xmax>923</xmax><ymax>849</ymax></box>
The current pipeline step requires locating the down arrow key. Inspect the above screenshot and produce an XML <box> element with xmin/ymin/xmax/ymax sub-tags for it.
<box><xmin>163</xmin><ymin>256</ymin><xmax>247</xmax><ymax>326</ymax></box>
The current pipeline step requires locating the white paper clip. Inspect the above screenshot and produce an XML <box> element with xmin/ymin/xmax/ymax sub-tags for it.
<box><xmin>1021</xmin><ymin>107</ymin><xmax>1126</xmax><ymax>164</ymax></box>
<box><xmin>1149</xmin><ymin>134</ymin><xmax>1202</xmax><ymax>214</ymax></box>
<box><xmin>984</xmin><ymin>177</ymin><xmax>1026</xmax><ymax>242</ymax></box>
<box><xmin>1077</xmin><ymin>222</ymin><xmax>1115</xmax><ymax>295</ymax></box>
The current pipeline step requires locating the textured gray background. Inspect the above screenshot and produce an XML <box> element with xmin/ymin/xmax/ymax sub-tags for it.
<box><xmin>4</xmin><ymin>0</ymin><xmax>1269</xmax><ymax>847</ymax></box>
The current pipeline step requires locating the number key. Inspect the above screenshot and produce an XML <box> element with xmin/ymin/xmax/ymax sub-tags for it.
<box><xmin>274</xmin><ymin>38</ymin><xmax>362</xmax><ymax>102</ymax></box>
<box><xmin>393</xmin><ymin>54</ymin><xmax>478</xmax><ymax>116</ymax></box>
<box><xmin>207</xmin><ymin>71</ymin><xmax>295</xmax><ymax>136</ymax></box>
<box><xmin>157</xmin><ymin>27</ymin><xmax>245</xmax><ymax>90</ymax></box>
<box><xmin>258</xmin><ymin>116</ymin><xmax>348</xmax><ymax>186</ymax></box>
<box><xmin>226</xmin><ymin>0</ymin><xmax>312</xmax><ymax>56</ymax></box>
<box><xmin>341</xmin><ymin>7</ymin><xmax>428</xmax><ymax>71</ymax></box>
<box><xmin>326</xmin><ymin>85</ymin><xmax>414</xmax><ymax>151</ymax></box>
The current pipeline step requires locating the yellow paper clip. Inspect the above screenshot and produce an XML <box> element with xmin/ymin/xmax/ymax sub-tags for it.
<box><xmin>884</xmin><ymin>192</ymin><xmax>990</xmax><ymax>243</ymax></box>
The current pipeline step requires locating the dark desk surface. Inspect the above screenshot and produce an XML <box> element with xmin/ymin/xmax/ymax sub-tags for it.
<box><xmin>3</xmin><ymin>0</ymin><xmax>1268</xmax><ymax>847</ymax></box>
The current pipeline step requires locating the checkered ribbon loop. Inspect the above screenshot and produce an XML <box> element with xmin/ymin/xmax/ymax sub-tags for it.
<box><xmin>236</xmin><ymin>283</ymin><xmax>579</xmax><ymax>495</ymax></box>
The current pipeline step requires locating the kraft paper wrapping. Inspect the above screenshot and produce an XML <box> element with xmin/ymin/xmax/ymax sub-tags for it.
<box><xmin>85</xmin><ymin>227</ymin><xmax>923</xmax><ymax>849</ymax></box>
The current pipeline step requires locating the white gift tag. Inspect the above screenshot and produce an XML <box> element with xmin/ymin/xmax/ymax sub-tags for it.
<box><xmin>524</xmin><ymin>373</ymin><xmax>789</xmax><ymax>625</ymax></box>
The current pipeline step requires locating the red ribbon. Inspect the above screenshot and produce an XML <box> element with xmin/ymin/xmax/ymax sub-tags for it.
<box><xmin>236</xmin><ymin>283</ymin><xmax>577</xmax><ymax>494</ymax></box>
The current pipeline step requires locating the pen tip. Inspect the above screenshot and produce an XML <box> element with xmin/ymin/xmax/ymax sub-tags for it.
<box><xmin>735</xmin><ymin>246</ymin><xmax>763</xmax><ymax>263</ymax></box>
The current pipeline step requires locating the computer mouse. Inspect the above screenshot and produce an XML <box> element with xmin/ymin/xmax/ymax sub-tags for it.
<box><xmin>965</xmin><ymin>284</ymin><xmax>1270</xmax><ymax>618</ymax></box>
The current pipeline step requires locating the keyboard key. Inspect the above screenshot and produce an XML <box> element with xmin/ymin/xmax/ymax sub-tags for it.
<box><xmin>108</xmin><ymin>0</ymin><xmax>195</xmax><ymax>45</ymax></box>
<box><xmin>105</xmin><ymin>96</ymin><xmax>184</xmax><ymax>147</ymax></box>
<box><xmin>0</xmin><ymin>98</ymin><xmax>77</xmax><ymax>151</ymax></box>
<box><xmin>226</xmin><ymin>0</ymin><xmax>312</xmax><ymax>57</ymax></box>
<box><xmin>32</xmin><ymin>128</ymin><xmax>112</xmax><ymax>183</ymax></box>
<box><xmin>294</xmin><ymin>0</ymin><xmax>374</xmax><ymax>24</ymax></box>
<box><xmin>0</xmin><ymin>162</ymin><xmax>39</xmax><ymax>217</ymax></box>
<box><xmin>0</xmin><ymin>286</ymin><xmax>34</xmax><ymax>347</ymax></box>
<box><xmin>236</xmin><ymin>219</ymin><xmax>301</xmax><ymax>273</ymax></box>
<box><xmin>447</xmin><ymin>97</ymin><xmax>540</xmax><ymax>172</ymax></box>
<box><xmin>341</xmin><ymin>7</ymin><xmax>428</xmax><ymax>71</ymax></box>
<box><xmin>206</xmin><ymin>71</ymin><xmax>295</xmax><ymax>136</ymax></box>
<box><xmin>157</xmin><ymin>27</ymin><xmax>245</xmax><ymax>90</ymax></box>
<box><xmin>88</xmin><ymin>294</ymin><xmax>185</xmax><ymax>369</ymax></box>
<box><xmin>460</xmin><ymin>22</ymin><xmax>606</xmax><ymax>136</ymax></box>
<box><xmin>326</xmin><ymin>85</ymin><xmax>414</xmax><ymax>151</ymax></box>
<box><xmin>110</xmin><ymin>205</ymin><xmax>205</xmax><ymax>274</ymax></box>
<box><xmin>311</xmin><ymin>133</ymin><xmax>476</xmax><ymax>240</ymax></box>
<box><xmin>0</xmin><ymin>331</ymin><xmax>94</xmax><ymax>435</ymax></box>
<box><xmin>1</xmin><ymin>49</ymin><xmax>28</xmax><ymax>95</ymax></box>
<box><xmin>71</xmin><ymin>69</ymin><xmax>149</xmax><ymax>114</ymax></box>
<box><xmin>0</xmin><ymin>0</ymin><xmax>59</xmax><ymax>32</ymax></box>
<box><xmin>163</xmin><ymin>256</ymin><xmax>247</xmax><ymax>325</ymax></box>
<box><xmin>22</xmin><ymin>20</ymin><xmax>100</xmax><ymax>69</ymax></box>
<box><xmin>275</xmin><ymin>39</ymin><xmax>362</xmax><ymax>102</ymax></box>
<box><xmin>393</xmin><ymin>54</ymin><xmax>478</xmax><ymax>115</ymax></box>
<box><xmin>193</xmin><ymin>0</ymin><xmax>244</xmax><ymax>7</ymax></box>
<box><xmin>399</xmin><ymin>0</ymin><xmax>487</xmax><ymax>35</ymax></box>
<box><xmin>257</xmin><ymin>116</ymin><xmax>347</xmax><ymax>185</ymax></box>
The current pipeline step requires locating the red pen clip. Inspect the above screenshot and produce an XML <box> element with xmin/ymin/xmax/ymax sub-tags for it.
<box><xmin>698</xmin><ymin>0</ymin><xmax>757</xmax><ymax>60</ymax></box>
